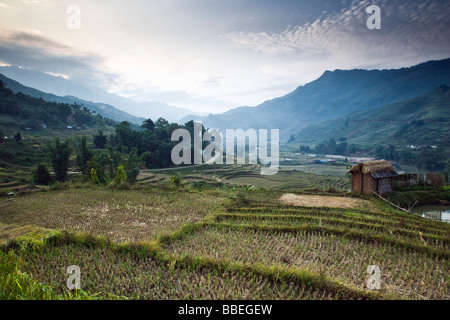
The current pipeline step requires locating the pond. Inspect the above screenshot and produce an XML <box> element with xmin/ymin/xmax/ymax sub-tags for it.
<box><xmin>411</xmin><ymin>205</ymin><xmax>450</xmax><ymax>223</ymax></box>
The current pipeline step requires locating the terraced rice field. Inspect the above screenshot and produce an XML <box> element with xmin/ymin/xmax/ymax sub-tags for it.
<box><xmin>0</xmin><ymin>188</ymin><xmax>225</xmax><ymax>243</ymax></box>
<box><xmin>9</xmin><ymin>240</ymin><xmax>366</xmax><ymax>300</ymax></box>
<box><xmin>140</xmin><ymin>164</ymin><xmax>350</xmax><ymax>192</ymax></box>
<box><xmin>1</xmin><ymin>187</ymin><xmax>449</xmax><ymax>300</ymax></box>
<box><xmin>160</xmin><ymin>200</ymin><xmax>449</xmax><ymax>300</ymax></box>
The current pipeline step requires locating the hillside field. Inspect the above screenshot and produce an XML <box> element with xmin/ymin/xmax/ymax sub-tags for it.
<box><xmin>1</xmin><ymin>173</ymin><xmax>449</xmax><ymax>300</ymax></box>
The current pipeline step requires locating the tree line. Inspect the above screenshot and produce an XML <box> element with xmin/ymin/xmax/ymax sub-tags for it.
<box><xmin>299</xmin><ymin>138</ymin><xmax>358</xmax><ymax>156</ymax></box>
<box><xmin>33</xmin><ymin>118</ymin><xmax>208</xmax><ymax>186</ymax></box>
<box><xmin>373</xmin><ymin>144</ymin><xmax>447</xmax><ymax>171</ymax></box>
<box><xmin>298</xmin><ymin>138</ymin><xmax>448</xmax><ymax>172</ymax></box>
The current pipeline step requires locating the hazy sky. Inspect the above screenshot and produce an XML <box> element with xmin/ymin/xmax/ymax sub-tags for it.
<box><xmin>0</xmin><ymin>0</ymin><xmax>449</xmax><ymax>113</ymax></box>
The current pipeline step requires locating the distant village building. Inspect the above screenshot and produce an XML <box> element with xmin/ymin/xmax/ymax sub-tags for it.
<box><xmin>349</xmin><ymin>160</ymin><xmax>398</xmax><ymax>195</ymax></box>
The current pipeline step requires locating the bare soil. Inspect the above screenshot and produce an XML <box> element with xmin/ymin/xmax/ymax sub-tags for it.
<box><xmin>279</xmin><ymin>193</ymin><xmax>373</xmax><ymax>209</ymax></box>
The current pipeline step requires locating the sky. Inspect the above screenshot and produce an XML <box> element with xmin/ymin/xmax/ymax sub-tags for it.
<box><xmin>0</xmin><ymin>0</ymin><xmax>449</xmax><ymax>114</ymax></box>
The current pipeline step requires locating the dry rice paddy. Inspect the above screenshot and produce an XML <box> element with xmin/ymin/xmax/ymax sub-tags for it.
<box><xmin>0</xmin><ymin>188</ymin><xmax>225</xmax><ymax>243</ymax></box>
<box><xmin>12</xmin><ymin>241</ymin><xmax>364</xmax><ymax>300</ymax></box>
<box><xmin>163</xmin><ymin>225</ymin><xmax>448</xmax><ymax>299</ymax></box>
<box><xmin>1</xmin><ymin>186</ymin><xmax>449</xmax><ymax>300</ymax></box>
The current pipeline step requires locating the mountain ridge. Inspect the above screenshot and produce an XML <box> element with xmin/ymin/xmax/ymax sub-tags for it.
<box><xmin>0</xmin><ymin>66</ymin><xmax>200</xmax><ymax>123</ymax></box>
<box><xmin>191</xmin><ymin>58</ymin><xmax>450</xmax><ymax>140</ymax></box>
<box><xmin>295</xmin><ymin>84</ymin><xmax>450</xmax><ymax>148</ymax></box>
<box><xmin>0</xmin><ymin>73</ymin><xmax>145</xmax><ymax>125</ymax></box>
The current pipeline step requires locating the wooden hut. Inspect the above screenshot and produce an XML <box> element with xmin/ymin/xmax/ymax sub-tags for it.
<box><xmin>349</xmin><ymin>161</ymin><xmax>398</xmax><ymax>195</ymax></box>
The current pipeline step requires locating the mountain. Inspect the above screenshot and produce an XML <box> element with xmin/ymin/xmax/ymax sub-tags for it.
<box><xmin>199</xmin><ymin>59</ymin><xmax>450</xmax><ymax>140</ymax></box>
<box><xmin>178</xmin><ymin>113</ymin><xmax>211</xmax><ymax>125</ymax></box>
<box><xmin>295</xmin><ymin>84</ymin><xmax>450</xmax><ymax>148</ymax></box>
<box><xmin>0</xmin><ymin>73</ymin><xmax>145</xmax><ymax>125</ymax></box>
<box><xmin>0</xmin><ymin>66</ymin><xmax>198</xmax><ymax>123</ymax></box>
<box><xmin>0</xmin><ymin>79</ymin><xmax>108</xmax><ymax>132</ymax></box>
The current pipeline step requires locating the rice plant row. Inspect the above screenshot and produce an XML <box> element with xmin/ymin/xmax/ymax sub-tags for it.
<box><xmin>162</xmin><ymin>225</ymin><xmax>449</xmax><ymax>300</ymax></box>
<box><xmin>213</xmin><ymin>214</ymin><xmax>449</xmax><ymax>250</ymax></box>
<box><xmin>226</xmin><ymin>206</ymin><xmax>449</xmax><ymax>235</ymax></box>
<box><xmin>6</xmin><ymin>241</ymin><xmax>377</xmax><ymax>300</ymax></box>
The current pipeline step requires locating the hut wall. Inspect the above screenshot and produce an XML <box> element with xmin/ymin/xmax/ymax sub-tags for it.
<box><xmin>377</xmin><ymin>178</ymin><xmax>393</xmax><ymax>195</ymax></box>
<box><xmin>362</xmin><ymin>173</ymin><xmax>376</xmax><ymax>195</ymax></box>
<box><xmin>351</xmin><ymin>173</ymin><xmax>362</xmax><ymax>193</ymax></box>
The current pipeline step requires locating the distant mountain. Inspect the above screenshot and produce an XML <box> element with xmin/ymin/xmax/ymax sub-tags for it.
<box><xmin>199</xmin><ymin>59</ymin><xmax>450</xmax><ymax>140</ymax></box>
<box><xmin>0</xmin><ymin>66</ymin><xmax>199</xmax><ymax>123</ymax></box>
<box><xmin>0</xmin><ymin>73</ymin><xmax>145</xmax><ymax>125</ymax></box>
<box><xmin>178</xmin><ymin>113</ymin><xmax>211</xmax><ymax>125</ymax></box>
<box><xmin>295</xmin><ymin>85</ymin><xmax>450</xmax><ymax>148</ymax></box>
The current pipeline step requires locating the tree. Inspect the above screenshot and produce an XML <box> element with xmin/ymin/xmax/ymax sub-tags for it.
<box><xmin>113</xmin><ymin>165</ymin><xmax>127</xmax><ymax>185</ymax></box>
<box><xmin>125</xmin><ymin>148</ymin><xmax>141</xmax><ymax>184</ymax></box>
<box><xmin>57</xmin><ymin>103</ymin><xmax>73</xmax><ymax>123</ymax></box>
<box><xmin>115</xmin><ymin>121</ymin><xmax>133</xmax><ymax>149</ymax></box>
<box><xmin>14</xmin><ymin>132</ymin><xmax>22</xmax><ymax>142</ymax></box>
<box><xmin>349</xmin><ymin>144</ymin><xmax>358</xmax><ymax>154</ymax></box>
<box><xmin>374</xmin><ymin>145</ymin><xmax>384</xmax><ymax>159</ymax></box>
<box><xmin>106</xmin><ymin>147</ymin><xmax>121</xmax><ymax>178</ymax></box>
<box><xmin>48</xmin><ymin>138</ymin><xmax>72</xmax><ymax>182</ymax></box>
<box><xmin>288</xmin><ymin>134</ymin><xmax>295</xmax><ymax>143</ymax></box>
<box><xmin>141</xmin><ymin>118</ymin><xmax>155</xmax><ymax>131</ymax></box>
<box><xmin>154</xmin><ymin>117</ymin><xmax>169</xmax><ymax>129</ymax></box>
<box><xmin>86</xmin><ymin>155</ymin><xmax>107</xmax><ymax>184</ymax></box>
<box><xmin>76</xmin><ymin>136</ymin><xmax>94</xmax><ymax>175</ymax></box>
<box><xmin>31</xmin><ymin>163</ymin><xmax>53</xmax><ymax>185</ymax></box>
<box><xmin>299</xmin><ymin>145</ymin><xmax>311</xmax><ymax>153</ymax></box>
<box><xmin>417</xmin><ymin>148</ymin><xmax>445</xmax><ymax>171</ymax></box>
<box><xmin>93</xmin><ymin>130</ymin><xmax>107</xmax><ymax>149</ymax></box>
<box><xmin>141</xmin><ymin>151</ymin><xmax>152</xmax><ymax>168</ymax></box>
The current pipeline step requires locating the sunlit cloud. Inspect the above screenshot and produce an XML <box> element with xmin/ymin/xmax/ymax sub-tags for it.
<box><xmin>225</xmin><ymin>0</ymin><xmax>450</xmax><ymax>67</ymax></box>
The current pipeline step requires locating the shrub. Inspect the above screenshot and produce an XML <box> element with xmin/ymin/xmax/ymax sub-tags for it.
<box><xmin>90</xmin><ymin>168</ymin><xmax>100</xmax><ymax>185</ymax></box>
<box><xmin>170</xmin><ymin>175</ymin><xmax>181</xmax><ymax>188</ymax></box>
<box><xmin>31</xmin><ymin>163</ymin><xmax>53</xmax><ymax>185</ymax></box>
<box><xmin>108</xmin><ymin>165</ymin><xmax>130</xmax><ymax>189</ymax></box>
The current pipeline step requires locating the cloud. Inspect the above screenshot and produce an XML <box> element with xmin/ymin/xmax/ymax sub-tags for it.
<box><xmin>0</xmin><ymin>30</ymin><xmax>117</xmax><ymax>87</ymax></box>
<box><xmin>224</xmin><ymin>0</ymin><xmax>450</xmax><ymax>65</ymax></box>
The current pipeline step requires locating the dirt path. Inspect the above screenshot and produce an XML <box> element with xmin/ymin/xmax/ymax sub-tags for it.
<box><xmin>279</xmin><ymin>193</ymin><xmax>373</xmax><ymax>210</ymax></box>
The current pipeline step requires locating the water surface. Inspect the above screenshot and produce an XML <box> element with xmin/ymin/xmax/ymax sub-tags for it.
<box><xmin>411</xmin><ymin>205</ymin><xmax>450</xmax><ymax>223</ymax></box>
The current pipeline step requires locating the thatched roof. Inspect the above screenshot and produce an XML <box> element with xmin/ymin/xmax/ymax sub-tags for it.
<box><xmin>349</xmin><ymin>161</ymin><xmax>398</xmax><ymax>178</ymax></box>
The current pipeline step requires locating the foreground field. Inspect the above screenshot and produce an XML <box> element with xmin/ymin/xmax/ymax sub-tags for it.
<box><xmin>0</xmin><ymin>188</ymin><xmax>224</xmax><ymax>243</ymax></box>
<box><xmin>0</xmin><ymin>185</ymin><xmax>449</xmax><ymax>300</ymax></box>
